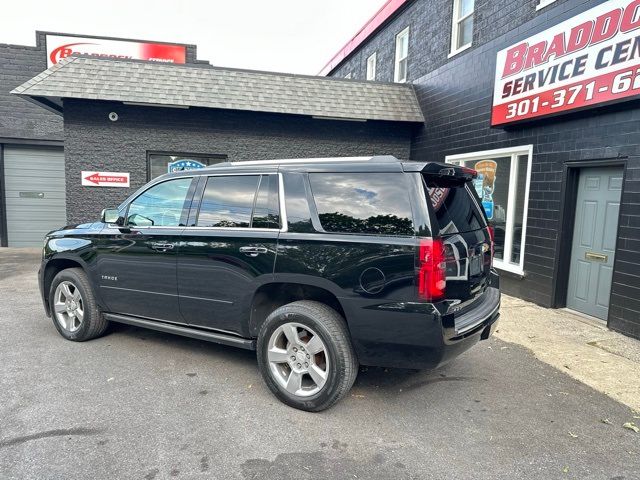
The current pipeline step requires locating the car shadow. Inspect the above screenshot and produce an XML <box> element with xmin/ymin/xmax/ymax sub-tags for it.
<box><xmin>106</xmin><ymin>322</ymin><xmax>258</xmax><ymax>366</ymax></box>
<box><xmin>354</xmin><ymin>364</ymin><xmax>483</xmax><ymax>392</ymax></box>
<box><xmin>104</xmin><ymin>322</ymin><xmax>479</xmax><ymax>396</ymax></box>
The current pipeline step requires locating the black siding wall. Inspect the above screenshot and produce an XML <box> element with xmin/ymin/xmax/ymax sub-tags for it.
<box><xmin>63</xmin><ymin>99</ymin><xmax>414</xmax><ymax>224</ymax></box>
<box><xmin>330</xmin><ymin>0</ymin><xmax>577</xmax><ymax>81</ymax></box>
<box><xmin>330</xmin><ymin>0</ymin><xmax>640</xmax><ymax>338</ymax></box>
<box><xmin>0</xmin><ymin>42</ymin><xmax>62</xmax><ymax>140</ymax></box>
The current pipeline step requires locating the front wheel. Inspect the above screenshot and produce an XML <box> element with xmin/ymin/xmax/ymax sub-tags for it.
<box><xmin>49</xmin><ymin>268</ymin><xmax>108</xmax><ymax>341</ymax></box>
<box><xmin>256</xmin><ymin>300</ymin><xmax>358</xmax><ymax>412</ymax></box>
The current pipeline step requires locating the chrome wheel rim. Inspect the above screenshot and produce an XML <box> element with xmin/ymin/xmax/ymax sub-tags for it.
<box><xmin>267</xmin><ymin>322</ymin><xmax>329</xmax><ymax>397</ymax></box>
<box><xmin>53</xmin><ymin>281</ymin><xmax>84</xmax><ymax>333</ymax></box>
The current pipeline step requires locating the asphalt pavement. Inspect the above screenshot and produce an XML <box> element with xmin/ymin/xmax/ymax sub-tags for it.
<box><xmin>0</xmin><ymin>249</ymin><xmax>638</xmax><ymax>479</ymax></box>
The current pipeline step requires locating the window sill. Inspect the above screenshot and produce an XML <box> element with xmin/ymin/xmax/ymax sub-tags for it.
<box><xmin>536</xmin><ymin>0</ymin><xmax>556</xmax><ymax>11</ymax></box>
<box><xmin>448</xmin><ymin>43</ymin><xmax>472</xmax><ymax>58</ymax></box>
<box><xmin>493</xmin><ymin>260</ymin><xmax>524</xmax><ymax>277</ymax></box>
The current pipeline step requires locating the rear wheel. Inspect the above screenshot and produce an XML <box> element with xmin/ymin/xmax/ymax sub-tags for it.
<box><xmin>257</xmin><ymin>300</ymin><xmax>358</xmax><ymax>412</ymax></box>
<box><xmin>49</xmin><ymin>268</ymin><xmax>108</xmax><ymax>341</ymax></box>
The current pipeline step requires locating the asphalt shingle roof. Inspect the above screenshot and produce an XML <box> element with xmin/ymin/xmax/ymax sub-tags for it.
<box><xmin>11</xmin><ymin>57</ymin><xmax>425</xmax><ymax>123</ymax></box>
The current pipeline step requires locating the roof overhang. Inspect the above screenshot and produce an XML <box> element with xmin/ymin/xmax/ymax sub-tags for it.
<box><xmin>11</xmin><ymin>56</ymin><xmax>425</xmax><ymax>124</ymax></box>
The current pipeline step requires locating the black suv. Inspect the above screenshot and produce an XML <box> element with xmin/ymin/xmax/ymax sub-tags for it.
<box><xmin>39</xmin><ymin>156</ymin><xmax>499</xmax><ymax>411</ymax></box>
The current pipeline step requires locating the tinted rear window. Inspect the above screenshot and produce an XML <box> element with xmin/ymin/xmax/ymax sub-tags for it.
<box><xmin>197</xmin><ymin>175</ymin><xmax>259</xmax><ymax>228</ymax></box>
<box><xmin>309</xmin><ymin>173</ymin><xmax>414</xmax><ymax>235</ymax></box>
<box><xmin>425</xmin><ymin>179</ymin><xmax>486</xmax><ymax>234</ymax></box>
<box><xmin>252</xmin><ymin>175</ymin><xmax>280</xmax><ymax>229</ymax></box>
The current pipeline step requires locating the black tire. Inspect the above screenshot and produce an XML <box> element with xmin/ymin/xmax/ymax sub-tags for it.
<box><xmin>48</xmin><ymin>268</ymin><xmax>109</xmax><ymax>342</ymax></box>
<box><xmin>257</xmin><ymin>300</ymin><xmax>358</xmax><ymax>412</ymax></box>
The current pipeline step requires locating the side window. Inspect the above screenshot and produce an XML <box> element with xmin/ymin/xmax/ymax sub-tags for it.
<box><xmin>309</xmin><ymin>173</ymin><xmax>414</xmax><ymax>235</ymax></box>
<box><xmin>127</xmin><ymin>178</ymin><xmax>192</xmax><ymax>227</ymax></box>
<box><xmin>451</xmin><ymin>0</ymin><xmax>474</xmax><ymax>55</ymax></box>
<box><xmin>394</xmin><ymin>27</ymin><xmax>410</xmax><ymax>83</ymax></box>
<box><xmin>252</xmin><ymin>175</ymin><xmax>280</xmax><ymax>229</ymax></box>
<box><xmin>366</xmin><ymin>52</ymin><xmax>377</xmax><ymax>81</ymax></box>
<box><xmin>283</xmin><ymin>173</ymin><xmax>314</xmax><ymax>233</ymax></box>
<box><xmin>197</xmin><ymin>175</ymin><xmax>260</xmax><ymax>228</ymax></box>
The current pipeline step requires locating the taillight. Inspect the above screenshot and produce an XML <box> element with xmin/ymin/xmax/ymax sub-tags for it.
<box><xmin>418</xmin><ymin>238</ymin><xmax>446</xmax><ymax>302</ymax></box>
<box><xmin>460</xmin><ymin>166</ymin><xmax>478</xmax><ymax>178</ymax></box>
<box><xmin>487</xmin><ymin>226</ymin><xmax>495</xmax><ymax>263</ymax></box>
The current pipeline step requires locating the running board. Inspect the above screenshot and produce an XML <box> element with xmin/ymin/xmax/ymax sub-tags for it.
<box><xmin>104</xmin><ymin>313</ymin><xmax>256</xmax><ymax>350</ymax></box>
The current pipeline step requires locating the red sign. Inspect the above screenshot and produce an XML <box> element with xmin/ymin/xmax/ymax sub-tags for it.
<box><xmin>82</xmin><ymin>171</ymin><xmax>130</xmax><ymax>188</ymax></box>
<box><xmin>492</xmin><ymin>0</ymin><xmax>640</xmax><ymax>126</ymax></box>
<box><xmin>46</xmin><ymin>34</ymin><xmax>187</xmax><ymax>68</ymax></box>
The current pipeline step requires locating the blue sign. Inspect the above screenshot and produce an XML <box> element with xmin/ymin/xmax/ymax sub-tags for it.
<box><xmin>482</xmin><ymin>197</ymin><xmax>494</xmax><ymax>220</ymax></box>
<box><xmin>168</xmin><ymin>159</ymin><xmax>206</xmax><ymax>173</ymax></box>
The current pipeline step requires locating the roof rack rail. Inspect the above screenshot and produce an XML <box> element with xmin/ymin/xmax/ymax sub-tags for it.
<box><xmin>222</xmin><ymin>155</ymin><xmax>400</xmax><ymax>167</ymax></box>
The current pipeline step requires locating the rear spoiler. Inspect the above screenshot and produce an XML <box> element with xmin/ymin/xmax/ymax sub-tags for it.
<box><xmin>402</xmin><ymin>161</ymin><xmax>477</xmax><ymax>181</ymax></box>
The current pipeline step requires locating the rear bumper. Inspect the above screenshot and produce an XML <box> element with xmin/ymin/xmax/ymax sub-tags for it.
<box><xmin>343</xmin><ymin>280</ymin><xmax>500</xmax><ymax>370</ymax></box>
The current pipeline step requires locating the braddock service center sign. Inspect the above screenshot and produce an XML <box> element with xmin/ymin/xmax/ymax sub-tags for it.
<box><xmin>492</xmin><ymin>0</ymin><xmax>640</xmax><ymax>126</ymax></box>
<box><xmin>46</xmin><ymin>34</ymin><xmax>187</xmax><ymax>68</ymax></box>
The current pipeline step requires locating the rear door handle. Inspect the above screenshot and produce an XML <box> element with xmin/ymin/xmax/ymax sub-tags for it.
<box><xmin>239</xmin><ymin>246</ymin><xmax>268</xmax><ymax>257</ymax></box>
<box><xmin>150</xmin><ymin>242</ymin><xmax>175</xmax><ymax>252</ymax></box>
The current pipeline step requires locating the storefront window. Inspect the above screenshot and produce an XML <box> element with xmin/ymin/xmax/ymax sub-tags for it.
<box><xmin>446</xmin><ymin>146</ymin><xmax>532</xmax><ymax>275</ymax></box>
<box><xmin>148</xmin><ymin>153</ymin><xmax>227</xmax><ymax>180</ymax></box>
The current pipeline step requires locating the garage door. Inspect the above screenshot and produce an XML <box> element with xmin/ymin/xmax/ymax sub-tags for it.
<box><xmin>4</xmin><ymin>146</ymin><xmax>66</xmax><ymax>247</ymax></box>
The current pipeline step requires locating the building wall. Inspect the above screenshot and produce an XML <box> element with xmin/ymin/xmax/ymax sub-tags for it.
<box><xmin>329</xmin><ymin>0</ymin><xmax>640</xmax><ymax>338</ymax></box>
<box><xmin>330</xmin><ymin>0</ymin><xmax>577</xmax><ymax>82</ymax></box>
<box><xmin>63</xmin><ymin>99</ymin><xmax>414</xmax><ymax>223</ymax></box>
<box><xmin>0</xmin><ymin>43</ymin><xmax>63</xmax><ymax>140</ymax></box>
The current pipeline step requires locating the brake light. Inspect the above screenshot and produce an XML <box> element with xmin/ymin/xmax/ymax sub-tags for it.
<box><xmin>418</xmin><ymin>238</ymin><xmax>446</xmax><ymax>302</ymax></box>
<box><xmin>487</xmin><ymin>226</ymin><xmax>495</xmax><ymax>262</ymax></box>
<box><xmin>460</xmin><ymin>166</ymin><xmax>478</xmax><ymax>178</ymax></box>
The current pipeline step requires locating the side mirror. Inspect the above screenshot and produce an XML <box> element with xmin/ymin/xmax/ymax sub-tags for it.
<box><xmin>101</xmin><ymin>208</ymin><xmax>124</xmax><ymax>225</ymax></box>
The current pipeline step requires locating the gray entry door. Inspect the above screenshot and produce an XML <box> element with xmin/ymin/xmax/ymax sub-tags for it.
<box><xmin>4</xmin><ymin>146</ymin><xmax>66</xmax><ymax>247</ymax></box>
<box><xmin>567</xmin><ymin>166</ymin><xmax>623</xmax><ymax>320</ymax></box>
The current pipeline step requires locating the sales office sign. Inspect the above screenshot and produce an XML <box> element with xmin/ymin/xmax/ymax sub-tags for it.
<box><xmin>82</xmin><ymin>171</ymin><xmax>130</xmax><ymax>188</ymax></box>
<box><xmin>492</xmin><ymin>0</ymin><xmax>640</xmax><ymax>126</ymax></box>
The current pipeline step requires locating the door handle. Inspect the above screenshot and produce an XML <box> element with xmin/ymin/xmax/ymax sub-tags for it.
<box><xmin>150</xmin><ymin>242</ymin><xmax>175</xmax><ymax>252</ymax></box>
<box><xmin>239</xmin><ymin>246</ymin><xmax>268</xmax><ymax>257</ymax></box>
<box><xmin>585</xmin><ymin>252</ymin><xmax>607</xmax><ymax>262</ymax></box>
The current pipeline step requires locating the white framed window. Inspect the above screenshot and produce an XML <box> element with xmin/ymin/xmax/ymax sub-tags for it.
<box><xmin>536</xmin><ymin>0</ymin><xmax>557</xmax><ymax>10</ymax></box>
<box><xmin>394</xmin><ymin>27</ymin><xmax>410</xmax><ymax>83</ymax></box>
<box><xmin>446</xmin><ymin>145</ymin><xmax>533</xmax><ymax>275</ymax></box>
<box><xmin>344</xmin><ymin>72</ymin><xmax>352</xmax><ymax>79</ymax></box>
<box><xmin>450</xmin><ymin>0</ymin><xmax>474</xmax><ymax>57</ymax></box>
<box><xmin>366</xmin><ymin>52</ymin><xmax>377</xmax><ymax>81</ymax></box>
